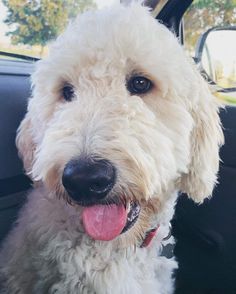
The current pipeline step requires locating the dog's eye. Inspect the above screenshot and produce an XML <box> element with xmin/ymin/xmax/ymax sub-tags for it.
<box><xmin>127</xmin><ymin>76</ymin><xmax>153</xmax><ymax>95</ymax></box>
<box><xmin>62</xmin><ymin>84</ymin><xmax>74</xmax><ymax>101</ymax></box>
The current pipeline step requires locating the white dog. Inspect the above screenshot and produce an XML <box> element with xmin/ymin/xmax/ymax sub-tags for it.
<box><xmin>0</xmin><ymin>2</ymin><xmax>223</xmax><ymax>294</ymax></box>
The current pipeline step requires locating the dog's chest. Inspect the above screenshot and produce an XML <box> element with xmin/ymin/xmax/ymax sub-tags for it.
<box><xmin>43</xmin><ymin>242</ymin><xmax>163</xmax><ymax>294</ymax></box>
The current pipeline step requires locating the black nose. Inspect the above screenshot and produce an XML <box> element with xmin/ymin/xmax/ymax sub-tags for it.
<box><xmin>62</xmin><ymin>158</ymin><xmax>116</xmax><ymax>203</ymax></box>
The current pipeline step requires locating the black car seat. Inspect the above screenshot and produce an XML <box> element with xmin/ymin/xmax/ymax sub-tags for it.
<box><xmin>173</xmin><ymin>107</ymin><xmax>236</xmax><ymax>293</ymax></box>
<box><xmin>0</xmin><ymin>60</ymin><xmax>33</xmax><ymax>242</ymax></box>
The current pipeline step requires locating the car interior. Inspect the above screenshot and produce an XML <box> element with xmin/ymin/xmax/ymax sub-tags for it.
<box><xmin>0</xmin><ymin>0</ymin><xmax>235</xmax><ymax>293</ymax></box>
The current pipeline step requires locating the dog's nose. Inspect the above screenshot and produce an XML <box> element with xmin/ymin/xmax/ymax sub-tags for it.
<box><xmin>62</xmin><ymin>158</ymin><xmax>116</xmax><ymax>203</ymax></box>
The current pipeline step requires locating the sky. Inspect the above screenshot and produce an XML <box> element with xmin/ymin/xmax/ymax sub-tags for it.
<box><xmin>0</xmin><ymin>1</ymin><xmax>8</xmax><ymax>44</ymax></box>
<box><xmin>96</xmin><ymin>0</ymin><xmax>119</xmax><ymax>8</ymax></box>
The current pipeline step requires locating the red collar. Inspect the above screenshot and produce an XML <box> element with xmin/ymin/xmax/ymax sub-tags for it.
<box><xmin>140</xmin><ymin>225</ymin><xmax>159</xmax><ymax>248</ymax></box>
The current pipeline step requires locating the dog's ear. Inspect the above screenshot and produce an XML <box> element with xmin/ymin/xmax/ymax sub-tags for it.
<box><xmin>16</xmin><ymin>113</ymin><xmax>35</xmax><ymax>176</ymax></box>
<box><xmin>179</xmin><ymin>74</ymin><xmax>224</xmax><ymax>203</ymax></box>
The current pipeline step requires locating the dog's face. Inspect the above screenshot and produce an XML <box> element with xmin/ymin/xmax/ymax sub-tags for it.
<box><xmin>16</xmin><ymin>4</ymin><xmax>223</xmax><ymax>246</ymax></box>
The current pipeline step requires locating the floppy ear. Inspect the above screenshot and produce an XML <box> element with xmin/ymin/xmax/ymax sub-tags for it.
<box><xmin>16</xmin><ymin>113</ymin><xmax>35</xmax><ymax>176</ymax></box>
<box><xmin>179</xmin><ymin>74</ymin><xmax>224</xmax><ymax>203</ymax></box>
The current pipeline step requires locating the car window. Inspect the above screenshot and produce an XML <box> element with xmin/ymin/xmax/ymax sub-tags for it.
<box><xmin>0</xmin><ymin>0</ymin><xmax>169</xmax><ymax>61</ymax></box>
<box><xmin>184</xmin><ymin>0</ymin><xmax>236</xmax><ymax>105</ymax></box>
<box><xmin>0</xmin><ymin>0</ymin><xmax>118</xmax><ymax>59</ymax></box>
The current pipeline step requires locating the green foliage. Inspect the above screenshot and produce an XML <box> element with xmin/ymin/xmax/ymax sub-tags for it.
<box><xmin>194</xmin><ymin>0</ymin><xmax>236</xmax><ymax>11</ymax></box>
<box><xmin>2</xmin><ymin>0</ymin><xmax>96</xmax><ymax>46</ymax></box>
<box><xmin>184</xmin><ymin>0</ymin><xmax>236</xmax><ymax>53</ymax></box>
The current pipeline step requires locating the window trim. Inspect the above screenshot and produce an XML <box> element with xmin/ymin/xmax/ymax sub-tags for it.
<box><xmin>156</xmin><ymin>0</ymin><xmax>194</xmax><ymax>41</ymax></box>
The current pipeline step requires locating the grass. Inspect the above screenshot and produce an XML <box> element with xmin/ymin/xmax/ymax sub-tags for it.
<box><xmin>216</xmin><ymin>93</ymin><xmax>236</xmax><ymax>105</ymax></box>
<box><xmin>0</xmin><ymin>44</ymin><xmax>48</xmax><ymax>59</ymax></box>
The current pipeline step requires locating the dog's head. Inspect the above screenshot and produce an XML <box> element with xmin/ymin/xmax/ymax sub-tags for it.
<box><xmin>16</xmin><ymin>3</ymin><xmax>223</xmax><ymax>246</ymax></box>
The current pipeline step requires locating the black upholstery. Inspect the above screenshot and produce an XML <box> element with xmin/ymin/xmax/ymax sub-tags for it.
<box><xmin>0</xmin><ymin>59</ymin><xmax>33</xmax><ymax>242</ymax></box>
<box><xmin>173</xmin><ymin>106</ymin><xmax>236</xmax><ymax>293</ymax></box>
<box><xmin>0</xmin><ymin>59</ymin><xmax>33</xmax><ymax>180</ymax></box>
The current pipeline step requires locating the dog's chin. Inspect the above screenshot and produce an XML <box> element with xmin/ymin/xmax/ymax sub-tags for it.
<box><xmin>72</xmin><ymin>197</ymin><xmax>141</xmax><ymax>241</ymax></box>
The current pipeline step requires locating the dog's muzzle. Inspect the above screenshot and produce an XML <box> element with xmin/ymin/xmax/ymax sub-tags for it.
<box><xmin>62</xmin><ymin>157</ymin><xmax>141</xmax><ymax>241</ymax></box>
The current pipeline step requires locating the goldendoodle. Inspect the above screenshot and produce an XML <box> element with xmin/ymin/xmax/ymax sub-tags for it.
<box><xmin>0</xmin><ymin>2</ymin><xmax>223</xmax><ymax>293</ymax></box>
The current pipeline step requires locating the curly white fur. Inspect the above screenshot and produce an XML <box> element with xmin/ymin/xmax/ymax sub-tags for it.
<box><xmin>0</xmin><ymin>2</ymin><xmax>223</xmax><ymax>294</ymax></box>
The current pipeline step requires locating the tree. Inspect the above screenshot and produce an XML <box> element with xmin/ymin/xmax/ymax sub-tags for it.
<box><xmin>2</xmin><ymin>0</ymin><xmax>96</xmax><ymax>48</ymax></box>
<box><xmin>184</xmin><ymin>0</ymin><xmax>236</xmax><ymax>54</ymax></box>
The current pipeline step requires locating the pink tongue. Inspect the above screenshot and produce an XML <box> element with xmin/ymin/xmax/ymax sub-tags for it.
<box><xmin>82</xmin><ymin>204</ymin><xmax>127</xmax><ymax>241</ymax></box>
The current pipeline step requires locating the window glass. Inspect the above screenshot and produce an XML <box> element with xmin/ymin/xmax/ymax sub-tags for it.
<box><xmin>0</xmin><ymin>0</ymin><xmax>118</xmax><ymax>59</ymax></box>
<box><xmin>0</xmin><ymin>0</ymin><xmax>167</xmax><ymax>60</ymax></box>
<box><xmin>184</xmin><ymin>0</ymin><xmax>236</xmax><ymax>104</ymax></box>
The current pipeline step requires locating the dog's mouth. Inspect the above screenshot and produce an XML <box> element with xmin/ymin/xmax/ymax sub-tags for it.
<box><xmin>82</xmin><ymin>201</ymin><xmax>140</xmax><ymax>241</ymax></box>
